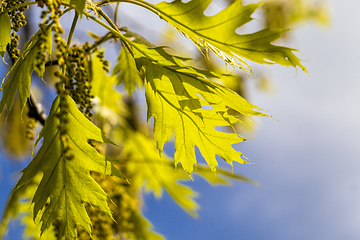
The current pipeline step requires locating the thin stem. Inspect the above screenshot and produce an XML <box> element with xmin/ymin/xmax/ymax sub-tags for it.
<box><xmin>96</xmin><ymin>9</ymin><xmax>134</xmax><ymax>56</ymax></box>
<box><xmin>87</xmin><ymin>32</ymin><xmax>114</xmax><ymax>53</ymax></box>
<box><xmin>82</xmin><ymin>11</ymin><xmax>127</xmax><ymax>42</ymax></box>
<box><xmin>67</xmin><ymin>12</ymin><xmax>79</xmax><ymax>47</ymax></box>
<box><xmin>82</xmin><ymin>11</ymin><xmax>152</xmax><ymax>60</ymax></box>
<box><xmin>114</xmin><ymin>2</ymin><xmax>120</xmax><ymax>24</ymax></box>
<box><xmin>97</xmin><ymin>9</ymin><xmax>120</xmax><ymax>34</ymax></box>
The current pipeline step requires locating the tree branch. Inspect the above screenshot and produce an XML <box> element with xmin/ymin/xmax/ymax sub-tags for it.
<box><xmin>27</xmin><ymin>92</ymin><xmax>47</xmax><ymax>126</ymax></box>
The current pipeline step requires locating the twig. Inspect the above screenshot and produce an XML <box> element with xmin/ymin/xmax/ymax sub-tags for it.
<box><xmin>67</xmin><ymin>13</ymin><xmax>79</xmax><ymax>47</ymax></box>
<box><xmin>27</xmin><ymin>93</ymin><xmax>46</xmax><ymax>125</ymax></box>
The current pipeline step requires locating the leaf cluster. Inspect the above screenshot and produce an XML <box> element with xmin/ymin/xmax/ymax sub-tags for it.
<box><xmin>0</xmin><ymin>0</ymin><xmax>313</xmax><ymax>239</ymax></box>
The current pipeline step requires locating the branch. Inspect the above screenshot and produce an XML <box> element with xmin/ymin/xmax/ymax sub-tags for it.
<box><xmin>27</xmin><ymin>93</ymin><xmax>46</xmax><ymax>125</ymax></box>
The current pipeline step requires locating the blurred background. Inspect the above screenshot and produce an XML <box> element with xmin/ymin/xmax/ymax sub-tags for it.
<box><xmin>2</xmin><ymin>0</ymin><xmax>360</xmax><ymax>239</ymax></box>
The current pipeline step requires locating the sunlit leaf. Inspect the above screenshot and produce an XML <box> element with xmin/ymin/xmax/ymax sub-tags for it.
<box><xmin>123</xmin><ymin>27</ymin><xmax>156</xmax><ymax>47</ymax></box>
<box><xmin>120</xmin><ymin>127</ymin><xmax>257</xmax><ymax>216</ymax></box>
<box><xmin>132</xmin><ymin>42</ymin><xmax>269</xmax><ymax>174</ymax></box>
<box><xmin>0</xmin><ymin>94</ymin><xmax>34</xmax><ymax>158</ymax></box>
<box><xmin>0</xmin><ymin>174</ymin><xmax>57</xmax><ymax>240</ymax></box>
<box><xmin>0</xmin><ymin>28</ymin><xmax>52</xmax><ymax>116</ymax></box>
<box><xmin>262</xmin><ymin>0</ymin><xmax>330</xmax><ymax>29</ymax></box>
<box><xmin>121</xmin><ymin>129</ymin><xmax>199</xmax><ymax>216</ymax></box>
<box><xmin>151</xmin><ymin>0</ymin><xmax>307</xmax><ymax>72</ymax></box>
<box><xmin>113</xmin><ymin>46</ymin><xmax>143</xmax><ymax>95</ymax></box>
<box><xmin>0</xmin><ymin>12</ymin><xmax>11</xmax><ymax>61</ymax></box>
<box><xmin>11</xmin><ymin>95</ymin><xmax>126</xmax><ymax>239</ymax></box>
<box><xmin>194</xmin><ymin>165</ymin><xmax>258</xmax><ymax>186</ymax></box>
<box><xmin>130</xmin><ymin>210</ymin><xmax>165</xmax><ymax>240</ymax></box>
<box><xmin>91</xmin><ymin>53</ymin><xmax>122</xmax><ymax>114</ymax></box>
<box><xmin>0</xmin><ymin>181</ymin><xmax>31</xmax><ymax>238</ymax></box>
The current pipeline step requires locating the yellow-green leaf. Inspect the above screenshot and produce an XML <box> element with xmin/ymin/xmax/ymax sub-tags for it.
<box><xmin>121</xmin><ymin>129</ymin><xmax>199</xmax><ymax>216</ymax></box>
<box><xmin>133</xmin><ymin>43</ymin><xmax>269</xmax><ymax>174</ymax></box>
<box><xmin>113</xmin><ymin>46</ymin><xmax>143</xmax><ymax>95</ymax></box>
<box><xmin>194</xmin><ymin>165</ymin><xmax>258</xmax><ymax>186</ymax></box>
<box><xmin>91</xmin><ymin>53</ymin><xmax>122</xmax><ymax>114</ymax></box>
<box><xmin>0</xmin><ymin>93</ymin><xmax>34</xmax><ymax>158</ymax></box>
<box><xmin>151</xmin><ymin>0</ymin><xmax>306</xmax><ymax>72</ymax></box>
<box><xmin>11</xmin><ymin>95</ymin><xmax>126</xmax><ymax>239</ymax></box>
<box><xmin>0</xmin><ymin>12</ymin><xmax>11</xmax><ymax>61</ymax></box>
<box><xmin>130</xmin><ymin>210</ymin><xmax>165</xmax><ymax>240</ymax></box>
<box><xmin>120</xmin><ymin>127</ymin><xmax>257</xmax><ymax>216</ymax></box>
<box><xmin>122</xmin><ymin>27</ymin><xmax>156</xmax><ymax>47</ymax></box>
<box><xmin>0</xmin><ymin>174</ymin><xmax>57</xmax><ymax>240</ymax></box>
<box><xmin>0</xmin><ymin>28</ymin><xmax>52</xmax><ymax>116</ymax></box>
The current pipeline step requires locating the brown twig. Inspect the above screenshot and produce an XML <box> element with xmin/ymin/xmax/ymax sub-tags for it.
<box><xmin>27</xmin><ymin>93</ymin><xmax>46</xmax><ymax>126</ymax></box>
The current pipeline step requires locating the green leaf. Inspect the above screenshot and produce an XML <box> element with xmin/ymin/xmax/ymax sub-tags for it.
<box><xmin>120</xmin><ymin>127</ymin><xmax>257</xmax><ymax>216</ymax></box>
<box><xmin>130</xmin><ymin>210</ymin><xmax>165</xmax><ymax>240</ymax></box>
<box><xmin>262</xmin><ymin>0</ymin><xmax>330</xmax><ymax>28</ymax></box>
<box><xmin>0</xmin><ymin>183</ymin><xmax>29</xmax><ymax>238</ymax></box>
<box><xmin>91</xmin><ymin>53</ymin><xmax>122</xmax><ymax>114</ymax></box>
<box><xmin>0</xmin><ymin>28</ymin><xmax>52</xmax><ymax>116</ymax></box>
<box><xmin>0</xmin><ymin>93</ymin><xmax>33</xmax><ymax>158</ymax></box>
<box><xmin>11</xmin><ymin>95</ymin><xmax>126</xmax><ymax>239</ymax></box>
<box><xmin>113</xmin><ymin>46</ymin><xmax>143</xmax><ymax>95</ymax></box>
<box><xmin>0</xmin><ymin>174</ymin><xmax>46</xmax><ymax>239</ymax></box>
<box><xmin>132</xmin><ymin>43</ymin><xmax>269</xmax><ymax>174</ymax></box>
<box><xmin>151</xmin><ymin>0</ymin><xmax>306</xmax><ymax>72</ymax></box>
<box><xmin>194</xmin><ymin>165</ymin><xmax>258</xmax><ymax>186</ymax></box>
<box><xmin>0</xmin><ymin>12</ymin><xmax>11</xmax><ymax>61</ymax></box>
<box><xmin>21</xmin><ymin>203</ymin><xmax>57</xmax><ymax>240</ymax></box>
<box><xmin>121</xmin><ymin>129</ymin><xmax>199</xmax><ymax>216</ymax></box>
<box><xmin>0</xmin><ymin>173</ymin><xmax>57</xmax><ymax>240</ymax></box>
<box><xmin>122</xmin><ymin>27</ymin><xmax>156</xmax><ymax>47</ymax></box>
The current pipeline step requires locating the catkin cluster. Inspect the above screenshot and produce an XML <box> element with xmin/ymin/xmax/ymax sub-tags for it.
<box><xmin>34</xmin><ymin>9</ymin><xmax>53</xmax><ymax>75</ymax></box>
<box><xmin>55</xmin><ymin>82</ymin><xmax>74</xmax><ymax>161</ymax></box>
<box><xmin>54</xmin><ymin>41</ymin><xmax>94</xmax><ymax>119</ymax></box>
<box><xmin>66</xmin><ymin>44</ymin><xmax>94</xmax><ymax>119</ymax></box>
<box><xmin>47</xmin><ymin>2</ymin><xmax>75</xmax><ymax>162</ymax></box>
<box><xmin>41</xmin><ymin>0</ymin><xmax>77</xmax><ymax>165</ymax></box>
<box><xmin>2</xmin><ymin>0</ymin><xmax>27</xmax><ymax>62</ymax></box>
<box><xmin>111</xmin><ymin>180</ymin><xmax>138</xmax><ymax>240</ymax></box>
<box><xmin>25</xmin><ymin>119</ymin><xmax>36</xmax><ymax>140</ymax></box>
<box><xmin>96</xmin><ymin>50</ymin><xmax>110</xmax><ymax>73</ymax></box>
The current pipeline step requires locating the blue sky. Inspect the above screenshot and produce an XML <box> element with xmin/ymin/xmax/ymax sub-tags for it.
<box><xmin>2</xmin><ymin>0</ymin><xmax>360</xmax><ymax>239</ymax></box>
